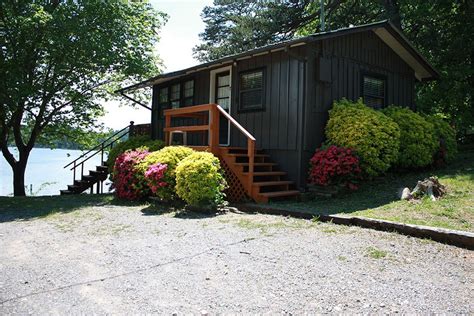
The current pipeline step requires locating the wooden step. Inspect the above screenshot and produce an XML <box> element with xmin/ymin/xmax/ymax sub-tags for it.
<box><xmin>234</xmin><ymin>162</ymin><xmax>277</xmax><ymax>167</ymax></box>
<box><xmin>227</xmin><ymin>153</ymin><xmax>269</xmax><ymax>158</ymax></box>
<box><xmin>252</xmin><ymin>181</ymin><xmax>293</xmax><ymax>187</ymax></box>
<box><xmin>221</xmin><ymin>147</ymin><xmax>264</xmax><ymax>152</ymax></box>
<box><xmin>249</xmin><ymin>171</ymin><xmax>286</xmax><ymax>176</ymax></box>
<box><xmin>258</xmin><ymin>190</ymin><xmax>300</xmax><ymax>198</ymax></box>
<box><xmin>96</xmin><ymin>165</ymin><xmax>108</xmax><ymax>172</ymax></box>
<box><xmin>60</xmin><ymin>190</ymin><xmax>74</xmax><ymax>195</ymax></box>
<box><xmin>82</xmin><ymin>175</ymin><xmax>95</xmax><ymax>182</ymax></box>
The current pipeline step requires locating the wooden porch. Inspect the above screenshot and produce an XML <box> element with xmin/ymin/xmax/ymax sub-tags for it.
<box><xmin>163</xmin><ymin>103</ymin><xmax>299</xmax><ymax>203</ymax></box>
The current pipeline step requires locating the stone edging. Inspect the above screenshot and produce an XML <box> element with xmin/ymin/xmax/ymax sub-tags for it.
<box><xmin>233</xmin><ymin>203</ymin><xmax>474</xmax><ymax>250</ymax></box>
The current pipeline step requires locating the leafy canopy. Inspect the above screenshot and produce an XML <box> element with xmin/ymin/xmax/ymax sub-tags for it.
<box><xmin>0</xmin><ymin>0</ymin><xmax>167</xmax><ymax>195</ymax></box>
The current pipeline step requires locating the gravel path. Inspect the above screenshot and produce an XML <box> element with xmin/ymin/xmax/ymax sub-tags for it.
<box><xmin>0</xmin><ymin>203</ymin><xmax>472</xmax><ymax>314</ymax></box>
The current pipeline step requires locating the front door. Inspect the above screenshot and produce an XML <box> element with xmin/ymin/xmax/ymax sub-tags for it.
<box><xmin>210</xmin><ymin>67</ymin><xmax>231</xmax><ymax>146</ymax></box>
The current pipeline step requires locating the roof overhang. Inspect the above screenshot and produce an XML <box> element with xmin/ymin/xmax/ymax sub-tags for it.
<box><xmin>372</xmin><ymin>22</ymin><xmax>439</xmax><ymax>81</ymax></box>
<box><xmin>116</xmin><ymin>20</ymin><xmax>438</xmax><ymax>93</ymax></box>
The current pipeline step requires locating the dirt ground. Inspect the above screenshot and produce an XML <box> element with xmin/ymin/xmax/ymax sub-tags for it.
<box><xmin>0</xmin><ymin>203</ymin><xmax>472</xmax><ymax>314</ymax></box>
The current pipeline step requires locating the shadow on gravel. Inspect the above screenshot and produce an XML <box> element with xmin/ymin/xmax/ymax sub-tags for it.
<box><xmin>0</xmin><ymin>194</ymin><xmax>114</xmax><ymax>223</ymax></box>
<box><xmin>140</xmin><ymin>203</ymin><xmax>223</xmax><ymax>220</ymax></box>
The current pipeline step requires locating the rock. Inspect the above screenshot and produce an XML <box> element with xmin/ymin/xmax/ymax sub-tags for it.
<box><xmin>400</xmin><ymin>187</ymin><xmax>412</xmax><ymax>200</ymax></box>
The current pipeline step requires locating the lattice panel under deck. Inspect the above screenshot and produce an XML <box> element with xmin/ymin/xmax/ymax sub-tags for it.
<box><xmin>220</xmin><ymin>158</ymin><xmax>249</xmax><ymax>203</ymax></box>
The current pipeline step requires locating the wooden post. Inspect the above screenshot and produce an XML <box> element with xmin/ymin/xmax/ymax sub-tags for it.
<box><xmin>209</xmin><ymin>104</ymin><xmax>220</xmax><ymax>155</ymax></box>
<box><xmin>247</xmin><ymin>139</ymin><xmax>255</xmax><ymax>194</ymax></box>
<box><xmin>164</xmin><ymin>115</ymin><xmax>171</xmax><ymax>145</ymax></box>
<box><xmin>129</xmin><ymin>121</ymin><xmax>135</xmax><ymax>137</ymax></box>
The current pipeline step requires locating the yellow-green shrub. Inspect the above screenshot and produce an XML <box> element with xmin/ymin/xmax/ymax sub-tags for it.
<box><xmin>424</xmin><ymin>114</ymin><xmax>457</xmax><ymax>163</ymax></box>
<box><xmin>138</xmin><ymin>146</ymin><xmax>195</xmax><ymax>200</ymax></box>
<box><xmin>326</xmin><ymin>98</ymin><xmax>400</xmax><ymax>176</ymax></box>
<box><xmin>382</xmin><ymin>106</ymin><xmax>438</xmax><ymax>168</ymax></box>
<box><xmin>107</xmin><ymin>136</ymin><xmax>164</xmax><ymax>173</ymax></box>
<box><xmin>175</xmin><ymin>152</ymin><xmax>228</xmax><ymax>207</ymax></box>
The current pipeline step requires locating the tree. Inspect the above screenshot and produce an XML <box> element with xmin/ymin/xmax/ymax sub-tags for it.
<box><xmin>195</xmin><ymin>0</ymin><xmax>473</xmax><ymax>134</ymax></box>
<box><xmin>0</xmin><ymin>1</ymin><xmax>167</xmax><ymax>196</ymax></box>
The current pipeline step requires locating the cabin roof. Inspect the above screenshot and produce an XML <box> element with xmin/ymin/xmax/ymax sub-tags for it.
<box><xmin>116</xmin><ymin>20</ymin><xmax>438</xmax><ymax>94</ymax></box>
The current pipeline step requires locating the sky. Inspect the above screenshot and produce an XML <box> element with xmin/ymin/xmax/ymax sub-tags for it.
<box><xmin>99</xmin><ymin>0</ymin><xmax>213</xmax><ymax>130</ymax></box>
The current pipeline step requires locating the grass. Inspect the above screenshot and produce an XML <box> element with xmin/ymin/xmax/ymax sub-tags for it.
<box><xmin>366</xmin><ymin>246</ymin><xmax>388</xmax><ymax>259</ymax></box>
<box><xmin>271</xmin><ymin>146</ymin><xmax>474</xmax><ymax>232</ymax></box>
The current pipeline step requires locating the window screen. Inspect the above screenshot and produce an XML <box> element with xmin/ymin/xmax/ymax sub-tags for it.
<box><xmin>159</xmin><ymin>87</ymin><xmax>169</xmax><ymax>105</ymax></box>
<box><xmin>183</xmin><ymin>80</ymin><xmax>194</xmax><ymax>106</ymax></box>
<box><xmin>363</xmin><ymin>75</ymin><xmax>385</xmax><ymax>109</ymax></box>
<box><xmin>239</xmin><ymin>69</ymin><xmax>264</xmax><ymax>111</ymax></box>
<box><xmin>170</xmin><ymin>84</ymin><xmax>180</xmax><ymax>109</ymax></box>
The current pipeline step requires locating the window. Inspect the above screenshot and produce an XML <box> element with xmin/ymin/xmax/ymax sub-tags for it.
<box><xmin>157</xmin><ymin>79</ymin><xmax>194</xmax><ymax>111</ymax></box>
<box><xmin>362</xmin><ymin>74</ymin><xmax>386</xmax><ymax>109</ymax></box>
<box><xmin>239</xmin><ymin>69</ymin><xmax>265</xmax><ymax>111</ymax></box>
<box><xmin>183</xmin><ymin>80</ymin><xmax>194</xmax><ymax>106</ymax></box>
<box><xmin>170</xmin><ymin>84</ymin><xmax>181</xmax><ymax>109</ymax></box>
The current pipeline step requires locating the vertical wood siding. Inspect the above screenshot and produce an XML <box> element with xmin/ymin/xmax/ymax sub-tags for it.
<box><xmin>151</xmin><ymin>30</ymin><xmax>418</xmax><ymax>189</ymax></box>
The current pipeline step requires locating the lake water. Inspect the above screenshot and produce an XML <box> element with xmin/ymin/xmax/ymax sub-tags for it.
<box><xmin>0</xmin><ymin>147</ymin><xmax>108</xmax><ymax>196</ymax></box>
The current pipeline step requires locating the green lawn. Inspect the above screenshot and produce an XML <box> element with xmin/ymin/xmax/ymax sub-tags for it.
<box><xmin>1</xmin><ymin>146</ymin><xmax>473</xmax><ymax>232</ymax></box>
<box><xmin>271</xmin><ymin>145</ymin><xmax>474</xmax><ymax>232</ymax></box>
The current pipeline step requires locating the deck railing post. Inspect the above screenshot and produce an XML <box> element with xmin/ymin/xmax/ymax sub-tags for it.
<box><xmin>73</xmin><ymin>161</ymin><xmax>76</xmax><ymax>182</ymax></box>
<box><xmin>129</xmin><ymin>121</ymin><xmax>135</xmax><ymax>137</ymax></box>
<box><xmin>248</xmin><ymin>139</ymin><xmax>255</xmax><ymax>194</ymax></box>
<box><xmin>164</xmin><ymin>115</ymin><xmax>171</xmax><ymax>145</ymax></box>
<box><xmin>209</xmin><ymin>104</ymin><xmax>220</xmax><ymax>155</ymax></box>
<box><xmin>100</xmin><ymin>143</ymin><xmax>104</xmax><ymax>165</ymax></box>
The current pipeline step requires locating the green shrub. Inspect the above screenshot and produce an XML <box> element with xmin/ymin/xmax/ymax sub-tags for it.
<box><xmin>424</xmin><ymin>114</ymin><xmax>457</xmax><ymax>163</ymax></box>
<box><xmin>326</xmin><ymin>98</ymin><xmax>400</xmax><ymax>176</ymax></box>
<box><xmin>382</xmin><ymin>106</ymin><xmax>438</xmax><ymax>168</ymax></box>
<box><xmin>138</xmin><ymin>146</ymin><xmax>195</xmax><ymax>200</ymax></box>
<box><xmin>175</xmin><ymin>152</ymin><xmax>228</xmax><ymax>207</ymax></box>
<box><xmin>107</xmin><ymin>136</ymin><xmax>164</xmax><ymax>172</ymax></box>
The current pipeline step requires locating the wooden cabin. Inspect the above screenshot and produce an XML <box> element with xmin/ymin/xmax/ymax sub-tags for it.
<box><xmin>117</xmin><ymin>20</ymin><xmax>438</xmax><ymax>203</ymax></box>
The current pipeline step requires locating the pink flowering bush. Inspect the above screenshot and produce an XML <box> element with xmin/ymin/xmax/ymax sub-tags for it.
<box><xmin>111</xmin><ymin>149</ymin><xmax>150</xmax><ymax>200</ymax></box>
<box><xmin>144</xmin><ymin>163</ymin><xmax>168</xmax><ymax>194</ymax></box>
<box><xmin>308</xmin><ymin>145</ymin><xmax>361</xmax><ymax>190</ymax></box>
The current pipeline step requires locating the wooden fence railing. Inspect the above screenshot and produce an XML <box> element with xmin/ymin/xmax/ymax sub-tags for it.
<box><xmin>163</xmin><ymin>103</ymin><xmax>256</xmax><ymax>194</ymax></box>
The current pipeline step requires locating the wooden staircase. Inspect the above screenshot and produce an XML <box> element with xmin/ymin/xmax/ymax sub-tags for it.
<box><xmin>164</xmin><ymin>104</ymin><xmax>300</xmax><ymax>203</ymax></box>
<box><xmin>60</xmin><ymin>164</ymin><xmax>108</xmax><ymax>195</ymax></box>
<box><xmin>60</xmin><ymin>121</ymin><xmax>138</xmax><ymax>195</ymax></box>
<box><xmin>220</xmin><ymin>147</ymin><xmax>299</xmax><ymax>203</ymax></box>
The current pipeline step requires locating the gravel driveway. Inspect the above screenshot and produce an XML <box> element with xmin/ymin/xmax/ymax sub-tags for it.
<box><xmin>0</xmin><ymin>202</ymin><xmax>472</xmax><ymax>314</ymax></box>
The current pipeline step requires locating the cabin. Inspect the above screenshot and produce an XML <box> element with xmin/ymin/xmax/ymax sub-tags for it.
<box><xmin>116</xmin><ymin>20</ymin><xmax>438</xmax><ymax>203</ymax></box>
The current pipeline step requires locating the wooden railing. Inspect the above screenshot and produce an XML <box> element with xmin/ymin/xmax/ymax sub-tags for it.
<box><xmin>63</xmin><ymin>121</ymin><xmax>135</xmax><ymax>191</ymax></box>
<box><xmin>163</xmin><ymin>104</ymin><xmax>256</xmax><ymax>194</ymax></box>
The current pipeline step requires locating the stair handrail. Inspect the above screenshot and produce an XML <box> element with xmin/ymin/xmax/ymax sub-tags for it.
<box><xmin>213</xmin><ymin>104</ymin><xmax>256</xmax><ymax>193</ymax></box>
<box><xmin>163</xmin><ymin>103</ymin><xmax>257</xmax><ymax>196</ymax></box>
<box><xmin>63</xmin><ymin>121</ymin><xmax>134</xmax><ymax>170</ymax></box>
<box><xmin>63</xmin><ymin>121</ymin><xmax>135</xmax><ymax>188</ymax></box>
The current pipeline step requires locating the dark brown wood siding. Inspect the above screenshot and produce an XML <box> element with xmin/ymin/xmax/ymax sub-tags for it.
<box><xmin>229</xmin><ymin>46</ymin><xmax>307</xmax><ymax>186</ymax></box>
<box><xmin>301</xmin><ymin>30</ymin><xmax>416</xmax><ymax>187</ymax></box>
<box><xmin>150</xmin><ymin>29</ymin><xmax>417</xmax><ymax>190</ymax></box>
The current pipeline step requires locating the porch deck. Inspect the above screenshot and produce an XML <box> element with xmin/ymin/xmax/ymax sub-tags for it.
<box><xmin>163</xmin><ymin>104</ymin><xmax>299</xmax><ymax>203</ymax></box>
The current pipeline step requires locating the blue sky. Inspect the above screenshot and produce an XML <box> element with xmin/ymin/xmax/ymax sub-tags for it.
<box><xmin>101</xmin><ymin>0</ymin><xmax>213</xmax><ymax>129</ymax></box>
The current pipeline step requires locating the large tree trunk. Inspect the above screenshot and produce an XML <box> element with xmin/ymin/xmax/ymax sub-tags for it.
<box><xmin>1</xmin><ymin>145</ymin><xmax>31</xmax><ymax>197</ymax></box>
<box><xmin>12</xmin><ymin>162</ymin><xmax>27</xmax><ymax>196</ymax></box>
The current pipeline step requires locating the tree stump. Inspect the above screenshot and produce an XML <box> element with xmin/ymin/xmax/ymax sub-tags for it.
<box><xmin>400</xmin><ymin>177</ymin><xmax>446</xmax><ymax>201</ymax></box>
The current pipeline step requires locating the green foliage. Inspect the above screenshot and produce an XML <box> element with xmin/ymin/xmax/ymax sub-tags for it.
<box><xmin>326</xmin><ymin>99</ymin><xmax>400</xmax><ymax>176</ymax></box>
<box><xmin>382</xmin><ymin>106</ymin><xmax>438</xmax><ymax>168</ymax></box>
<box><xmin>424</xmin><ymin>114</ymin><xmax>458</xmax><ymax>163</ymax></box>
<box><xmin>138</xmin><ymin>146</ymin><xmax>195</xmax><ymax>200</ymax></box>
<box><xmin>0</xmin><ymin>0</ymin><xmax>167</xmax><ymax>195</ymax></box>
<box><xmin>175</xmin><ymin>152</ymin><xmax>228</xmax><ymax>207</ymax></box>
<box><xmin>107</xmin><ymin>136</ymin><xmax>164</xmax><ymax>172</ymax></box>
